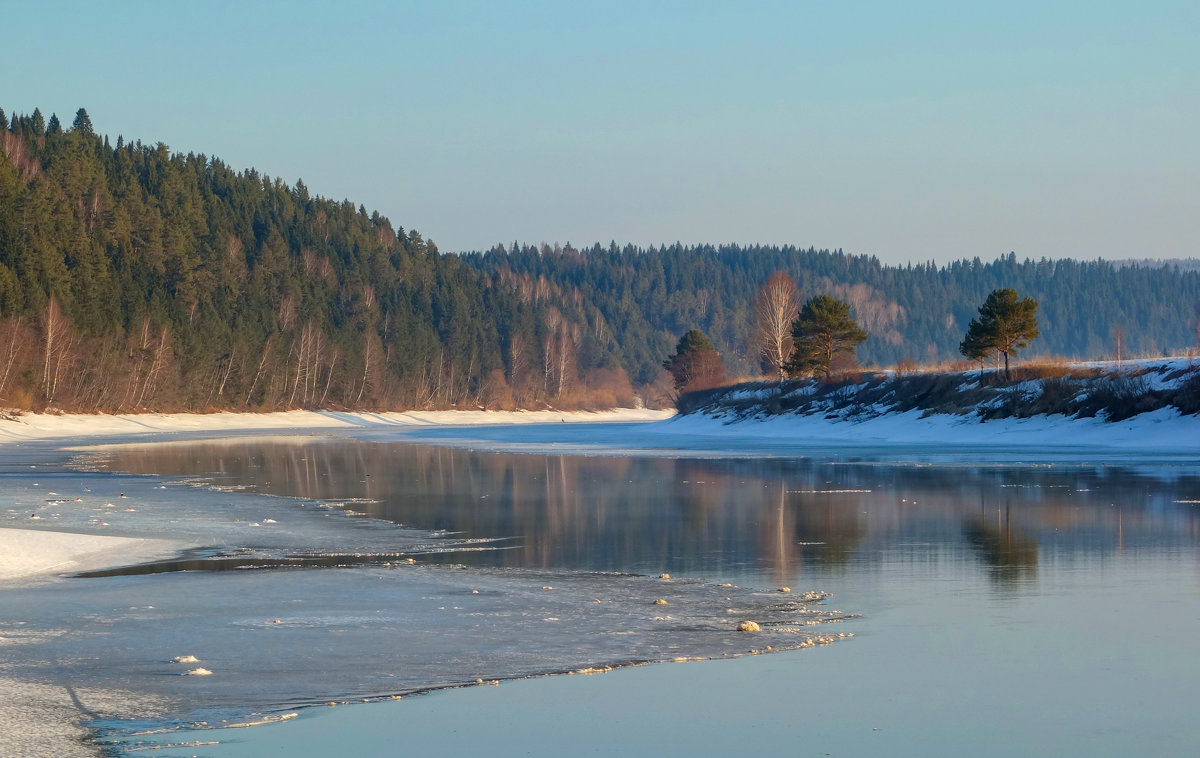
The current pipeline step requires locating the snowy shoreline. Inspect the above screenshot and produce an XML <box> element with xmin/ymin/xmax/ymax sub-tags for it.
<box><xmin>659</xmin><ymin>405</ymin><xmax>1200</xmax><ymax>455</ymax></box>
<box><xmin>0</xmin><ymin>407</ymin><xmax>674</xmax><ymax>446</ymax></box>
<box><xmin>662</xmin><ymin>357</ymin><xmax>1200</xmax><ymax>457</ymax></box>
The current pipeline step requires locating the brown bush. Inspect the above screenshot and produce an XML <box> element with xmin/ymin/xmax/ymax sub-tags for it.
<box><xmin>478</xmin><ymin>369</ymin><xmax>516</xmax><ymax>411</ymax></box>
<box><xmin>895</xmin><ymin>358</ymin><xmax>921</xmax><ymax>376</ymax></box>
<box><xmin>1016</xmin><ymin>356</ymin><xmax>1074</xmax><ymax>380</ymax></box>
<box><xmin>584</xmin><ymin>367</ymin><xmax>637</xmax><ymax>408</ymax></box>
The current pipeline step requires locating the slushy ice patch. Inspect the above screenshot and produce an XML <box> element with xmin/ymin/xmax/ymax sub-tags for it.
<box><xmin>3</xmin><ymin>563</ymin><xmax>854</xmax><ymax>752</ymax></box>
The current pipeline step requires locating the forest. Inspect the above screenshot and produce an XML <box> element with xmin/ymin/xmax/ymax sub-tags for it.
<box><xmin>1</xmin><ymin>107</ymin><xmax>1198</xmax><ymax>413</ymax></box>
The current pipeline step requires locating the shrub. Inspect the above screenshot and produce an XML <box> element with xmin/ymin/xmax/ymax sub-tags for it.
<box><xmin>1172</xmin><ymin>373</ymin><xmax>1200</xmax><ymax>415</ymax></box>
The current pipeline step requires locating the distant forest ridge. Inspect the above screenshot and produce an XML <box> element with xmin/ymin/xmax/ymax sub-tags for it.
<box><xmin>463</xmin><ymin>242</ymin><xmax>1200</xmax><ymax>380</ymax></box>
<box><xmin>1</xmin><ymin>107</ymin><xmax>1198</xmax><ymax>413</ymax></box>
<box><xmin>1110</xmin><ymin>258</ymin><xmax>1200</xmax><ymax>272</ymax></box>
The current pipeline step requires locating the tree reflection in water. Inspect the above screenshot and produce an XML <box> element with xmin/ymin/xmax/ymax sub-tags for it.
<box><xmin>93</xmin><ymin>439</ymin><xmax>1200</xmax><ymax>591</ymax></box>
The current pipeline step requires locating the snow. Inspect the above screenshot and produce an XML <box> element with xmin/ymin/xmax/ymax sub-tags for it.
<box><xmin>660</xmin><ymin>405</ymin><xmax>1199</xmax><ymax>455</ymax></box>
<box><xmin>0</xmin><ymin>528</ymin><xmax>181</xmax><ymax>586</ymax></box>
<box><xmin>0</xmin><ymin>408</ymin><xmax>673</xmax><ymax>445</ymax></box>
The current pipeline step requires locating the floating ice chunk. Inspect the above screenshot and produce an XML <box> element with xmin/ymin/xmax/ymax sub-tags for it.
<box><xmin>184</xmin><ymin>667</ymin><xmax>213</xmax><ymax>676</ymax></box>
<box><xmin>172</xmin><ymin>655</ymin><xmax>200</xmax><ymax>664</ymax></box>
<box><xmin>737</xmin><ymin>621</ymin><xmax>762</xmax><ymax>632</ymax></box>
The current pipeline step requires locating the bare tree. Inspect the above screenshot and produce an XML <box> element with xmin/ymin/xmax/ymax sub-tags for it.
<box><xmin>42</xmin><ymin>296</ymin><xmax>74</xmax><ymax>404</ymax></box>
<box><xmin>0</xmin><ymin>316</ymin><xmax>23</xmax><ymax>402</ymax></box>
<box><xmin>754</xmin><ymin>271</ymin><xmax>800</xmax><ymax>381</ymax></box>
<box><xmin>135</xmin><ymin>325</ymin><xmax>170</xmax><ymax>407</ymax></box>
<box><xmin>244</xmin><ymin>335</ymin><xmax>273</xmax><ymax>408</ymax></box>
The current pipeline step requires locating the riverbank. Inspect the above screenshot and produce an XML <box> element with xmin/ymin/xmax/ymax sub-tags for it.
<box><xmin>0</xmin><ymin>407</ymin><xmax>673</xmax><ymax>445</ymax></box>
<box><xmin>664</xmin><ymin>357</ymin><xmax>1200</xmax><ymax>455</ymax></box>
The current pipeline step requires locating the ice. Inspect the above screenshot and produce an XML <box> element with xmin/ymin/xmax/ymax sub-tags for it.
<box><xmin>0</xmin><ymin>442</ymin><xmax>857</xmax><ymax>755</ymax></box>
<box><xmin>0</xmin><ymin>528</ymin><xmax>179</xmax><ymax>585</ymax></box>
<box><xmin>6</xmin><ymin>563</ymin><xmax>851</xmax><ymax>752</ymax></box>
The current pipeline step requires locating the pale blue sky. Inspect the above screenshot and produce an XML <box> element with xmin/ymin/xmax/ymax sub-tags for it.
<box><xmin>8</xmin><ymin>1</ymin><xmax>1198</xmax><ymax>263</ymax></box>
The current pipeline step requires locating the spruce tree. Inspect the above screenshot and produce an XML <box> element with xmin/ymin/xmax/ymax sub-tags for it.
<box><xmin>72</xmin><ymin>107</ymin><xmax>93</xmax><ymax>135</ymax></box>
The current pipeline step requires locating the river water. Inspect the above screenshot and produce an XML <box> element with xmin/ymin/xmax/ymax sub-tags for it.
<box><xmin>3</xmin><ymin>425</ymin><xmax>1199</xmax><ymax>755</ymax></box>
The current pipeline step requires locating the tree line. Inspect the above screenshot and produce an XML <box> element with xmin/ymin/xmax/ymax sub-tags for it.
<box><xmin>468</xmin><ymin>244</ymin><xmax>1200</xmax><ymax>383</ymax></box>
<box><xmin>667</xmin><ymin>277</ymin><xmax>1044</xmax><ymax>392</ymax></box>
<box><xmin>0</xmin><ymin>108</ymin><xmax>648</xmax><ymax>412</ymax></box>
<box><xmin>1</xmin><ymin>107</ymin><xmax>1198</xmax><ymax>413</ymax></box>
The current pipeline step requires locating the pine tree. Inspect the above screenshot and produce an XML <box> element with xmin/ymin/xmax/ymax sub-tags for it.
<box><xmin>784</xmin><ymin>295</ymin><xmax>868</xmax><ymax>379</ymax></box>
<box><xmin>959</xmin><ymin>288</ymin><xmax>1039</xmax><ymax>380</ymax></box>
<box><xmin>46</xmin><ymin>113</ymin><xmax>62</xmax><ymax>136</ymax></box>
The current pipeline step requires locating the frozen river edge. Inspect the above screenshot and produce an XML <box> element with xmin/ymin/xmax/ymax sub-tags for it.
<box><xmin>1</xmin><ymin>404</ymin><xmax>1197</xmax><ymax>756</ymax></box>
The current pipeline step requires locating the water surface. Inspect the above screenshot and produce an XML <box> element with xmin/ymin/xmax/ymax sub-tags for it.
<box><xmin>6</xmin><ymin>430</ymin><xmax>1200</xmax><ymax>755</ymax></box>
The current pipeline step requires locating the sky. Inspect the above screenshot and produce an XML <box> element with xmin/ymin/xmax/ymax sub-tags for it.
<box><xmin>8</xmin><ymin>1</ymin><xmax>1198</xmax><ymax>264</ymax></box>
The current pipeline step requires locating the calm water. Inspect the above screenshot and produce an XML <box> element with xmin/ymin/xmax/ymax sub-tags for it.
<box><xmin>98</xmin><ymin>438</ymin><xmax>1200</xmax><ymax>585</ymax></box>
<box><xmin>6</xmin><ymin>430</ymin><xmax>1200</xmax><ymax>755</ymax></box>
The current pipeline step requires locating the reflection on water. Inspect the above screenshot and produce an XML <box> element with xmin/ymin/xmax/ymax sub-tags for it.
<box><xmin>68</xmin><ymin>436</ymin><xmax>1200</xmax><ymax>757</ymax></box>
<box><xmin>94</xmin><ymin>440</ymin><xmax>1200</xmax><ymax>591</ymax></box>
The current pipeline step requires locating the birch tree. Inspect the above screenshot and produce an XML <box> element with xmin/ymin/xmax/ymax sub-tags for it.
<box><xmin>754</xmin><ymin>271</ymin><xmax>800</xmax><ymax>382</ymax></box>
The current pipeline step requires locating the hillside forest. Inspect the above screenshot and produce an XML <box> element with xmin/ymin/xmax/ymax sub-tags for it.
<box><xmin>1</xmin><ymin>108</ymin><xmax>1198</xmax><ymax>413</ymax></box>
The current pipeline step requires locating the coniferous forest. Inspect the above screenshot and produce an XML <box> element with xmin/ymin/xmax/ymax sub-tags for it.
<box><xmin>1</xmin><ymin>108</ymin><xmax>1198</xmax><ymax>412</ymax></box>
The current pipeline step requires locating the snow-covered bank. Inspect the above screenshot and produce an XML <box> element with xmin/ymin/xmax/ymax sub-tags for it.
<box><xmin>665</xmin><ymin>358</ymin><xmax>1200</xmax><ymax>456</ymax></box>
<box><xmin>0</xmin><ymin>408</ymin><xmax>673</xmax><ymax>445</ymax></box>
<box><xmin>0</xmin><ymin>528</ymin><xmax>181</xmax><ymax>586</ymax></box>
<box><xmin>657</xmin><ymin>405</ymin><xmax>1200</xmax><ymax>454</ymax></box>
